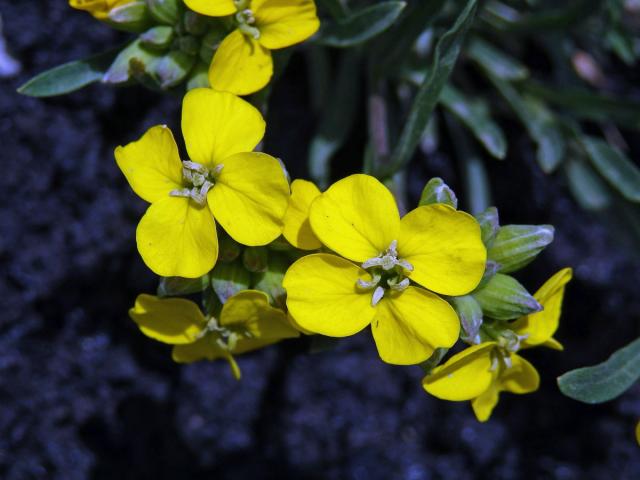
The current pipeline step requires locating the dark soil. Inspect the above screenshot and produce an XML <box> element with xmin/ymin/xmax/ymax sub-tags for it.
<box><xmin>1</xmin><ymin>2</ymin><xmax>639</xmax><ymax>479</ymax></box>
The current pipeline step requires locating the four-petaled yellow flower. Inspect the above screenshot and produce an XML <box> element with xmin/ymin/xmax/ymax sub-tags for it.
<box><xmin>115</xmin><ymin>87</ymin><xmax>290</xmax><ymax>279</ymax></box>
<box><xmin>283</xmin><ymin>174</ymin><xmax>487</xmax><ymax>365</ymax></box>
<box><xmin>69</xmin><ymin>0</ymin><xmax>133</xmax><ymax>20</ymax></box>
<box><xmin>130</xmin><ymin>290</ymin><xmax>300</xmax><ymax>379</ymax></box>
<box><xmin>184</xmin><ymin>0</ymin><xmax>320</xmax><ymax>95</ymax></box>
<box><xmin>422</xmin><ymin>268</ymin><xmax>572</xmax><ymax>421</ymax></box>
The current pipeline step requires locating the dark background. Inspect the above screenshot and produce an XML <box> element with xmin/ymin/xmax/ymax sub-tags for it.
<box><xmin>1</xmin><ymin>2</ymin><xmax>639</xmax><ymax>479</ymax></box>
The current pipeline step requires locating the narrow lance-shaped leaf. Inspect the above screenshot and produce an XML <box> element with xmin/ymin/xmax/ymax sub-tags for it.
<box><xmin>380</xmin><ymin>0</ymin><xmax>478</xmax><ymax>178</ymax></box>
<box><xmin>558</xmin><ymin>337</ymin><xmax>640</xmax><ymax>404</ymax></box>
<box><xmin>565</xmin><ymin>159</ymin><xmax>612</xmax><ymax>211</ymax></box>
<box><xmin>579</xmin><ymin>136</ymin><xmax>640</xmax><ymax>203</ymax></box>
<box><xmin>440</xmin><ymin>84</ymin><xmax>507</xmax><ymax>160</ymax></box>
<box><xmin>317</xmin><ymin>2</ymin><xmax>406</xmax><ymax>48</ymax></box>
<box><xmin>467</xmin><ymin>38</ymin><xmax>529</xmax><ymax>81</ymax></box>
<box><xmin>316</xmin><ymin>0</ymin><xmax>348</xmax><ymax>19</ymax></box>
<box><xmin>18</xmin><ymin>49</ymin><xmax>119</xmax><ymax>97</ymax></box>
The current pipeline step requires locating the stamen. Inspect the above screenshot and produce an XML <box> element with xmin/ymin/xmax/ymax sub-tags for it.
<box><xmin>357</xmin><ymin>272</ymin><xmax>381</xmax><ymax>290</ymax></box>
<box><xmin>169</xmin><ymin>161</ymin><xmax>219</xmax><ymax>206</ymax></box>
<box><xmin>371</xmin><ymin>286</ymin><xmax>385</xmax><ymax>306</ymax></box>
<box><xmin>388</xmin><ymin>278</ymin><xmax>410</xmax><ymax>291</ymax></box>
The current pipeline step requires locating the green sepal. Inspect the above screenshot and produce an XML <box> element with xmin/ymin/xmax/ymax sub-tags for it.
<box><xmin>473</xmin><ymin>273</ymin><xmax>541</xmax><ymax>321</ymax></box>
<box><xmin>157</xmin><ymin>274</ymin><xmax>210</xmax><ymax>297</ymax></box>
<box><xmin>475</xmin><ymin>260</ymin><xmax>500</xmax><ymax>289</ymax></box>
<box><xmin>140</xmin><ymin>26</ymin><xmax>174</xmax><ymax>50</ymax></box>
<box><xmin>103</xmin><ymin>39</ymin><xmax>162</xmax><ymax>84</ymax></box>
<box><xmin>450</xmin><ymin>295</ymin><xmax>483</xmax><ymax>342</ymax></box>
<box><xmin>146</xmin><ymin>0</ymin><xmax>182</xmax><ymax>25</ymax></box>
<box><xmin>475</xmin><ymin>207</ymin><xmax>500</xmax><ymax>247</ymax></box>
<box><xmin>419</xmin><ymin>177</ymin><xmax>458</xmax><ymax>209</ymax></box>
<box><xmin>218</xmin><ymin>235</ymin><xmax>242</xmax><ymax>263</ymax></box>
<box><xmin>419</xmin><ymin>347</ymin><xmax>449</xmax><ymax>375</ymax></box>
<box><xmin>186</xmin><ymin>62</ymin><xmax>210</xmax><ymax>90</ymax></box>
<box><xmin>252</xmin><ymin>253</ymin><xmax>288</xmax><ymax>309</ymax></box>
<box><xmin>150</xmin><ymin>49</ymin><xmax>196</xmax><ymax>89</ymax></box>
<box><xmin>242</xmin><ymin>247</ymin><xmax>269</xmax><ymax>273</ymax></box>
<box><xmin>488</xmin><ymin>224</ymin><xmax>555</xmax><ymax>273</ymax></box>
<box><xmin>211</xmin><ymin>261</ymin><xmax>251</xmax><ymax>304</ymax></box>
<box><xmin>183</xmin><ymin>11</ymin><xmax>209</xmax><ymax>36</ymax></box>
<box><xmin>108</xmin><ymin>1</ymin><xmax>153</xmax><ymax>32</ymax></box>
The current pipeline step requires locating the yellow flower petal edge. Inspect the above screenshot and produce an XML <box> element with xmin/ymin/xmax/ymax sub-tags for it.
<box><xmin>172</xmin><ymin>338</ymin><xmax>242</xmax><ymax>380</ymax></box>
<box><xmin>114</xmin><ymin>125</ymin><xmax>183</xmax><ymax>204</ymax></box>
<box><xmin>283</xmin><ymin>179</ymin><xmax>322</xmax><ymax>250</ymax></box>
<box><xmin>208</xmin><ymin>152</ymin><xmax>290</xmax><ymax>246</ymax></box>
<box><xmin>69</xmin><ymin>0</ymin><xmax>133</xmax><ymax>20</ymax></box>
<box><xmin>499</xmin><ymin>354</ymin><xmax>540</xmax><ymax>394</ymax></box>
<box><xmin>183</xmin><ymin>0</ymin><xmax>236</xmax><ymax>17</ymax></box>
<box><xmin>471</xmin><ymin>384</ymin><xmax>499</xmax><ymax>422</ymax></box>
<box><xmin>310</xmin><ymin>174</ymin><xmax>401</xmax><ymax>262</ymax></box>
<box><xmin>422</xmin><ymin>342</ymin><xmax>497</xmax><ymax>401</ymax></box>
<box><xmin>283</xmin><ymin>253</ymin><xmax>376</xmax><ymax>337</ymax></box>
<box><xmin>635</xmin><ymin>420</ymin><xmax>640</xmax><ymax>446</ymax></box>
<box><xmin>129</xmin><ymin>294</ymin><xmax>206</xmax><ymax>345</ymax></box>
<box><xmin>253</xmin><ymin>0</ymin><xmax>320</xmax><ymax>50</ymax></box>
<box><xmin>512</xmin><ymin>267</ymin><xmax>572</xmax><ymax>349</ymax></box>
<box><xmin>181</xmin><ymin>88</ymin><xmax>266</xmax><ymax>168</ymax></box>
<box><xmin>398</xmin><ymin>204</ymin><xmax>486</xmax><ymax>296</ymax></box>
<box><xmin>209</xmin><ymin>30</ymin><xmax>274</xmax><ymax>96</ymax></box>
<box><xmin>136</xmin><ymin>196</ymin><xmax>219</xmax><ymax>278</ymax></box>
<box><xmin>371</xmin><ymin>287</ymin><xmax>460</xmax><ymax>365</ymax></box>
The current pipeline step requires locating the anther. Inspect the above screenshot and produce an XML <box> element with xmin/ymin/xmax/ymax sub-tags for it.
<box><xmin>371</xmin><ymin>286</ymin><xmax>385</xmax><ymax>306</ymax></box>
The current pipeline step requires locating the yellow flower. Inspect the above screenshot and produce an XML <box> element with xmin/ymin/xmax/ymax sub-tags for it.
<box><xmin>69</xmin><ymin>0</ymin><xmax>133</xmax><ymax>20</ymax></box>
<box><xmin>422</xmin><ymin>342</ymin><xmax>540</xmax><ymax>422</ymax></box>
<box><xmin>184</xmin><ymin>0</ymin><xmax>320</xmax><ymax>95</ymax></box>
<box><xmin>282</xmin><ymin>179</ymin><xmax>322</xmax><ymax>250</ymax></box>
<box><xmin>512</xmin><ymin>267</ymin><xmax>573</xmax><ymax>350</ymax></box>
<box><xmin>115</xmin><ymin>88</ymin><xmax>290</xmax><ymax>278</ymax></box>
<box><xmin>129</xmin><ymin>290</ymin><xmax>300</xmax><ymax>379</ymax></box>
<box><xmin>422</xmin><ymin>268</ymin><xmax>572</xmax><ymax>421</ymax></box>
<box><xmin>282</xmin><ymin>174</ymin><xmax>487</xmax><ymax>365</ymax></box>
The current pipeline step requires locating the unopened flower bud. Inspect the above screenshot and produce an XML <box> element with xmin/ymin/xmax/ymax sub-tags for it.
<box><xmin>243</xmin><ymin>247</ymin><xmax>269</xmax><ymax>273</ymax></box>
<box><xmin>157</xmin><ymin>274</ymin><xmax>210</xmax><ymax>297</ymax></box>
<box><xmin>151</xmin><ymin>49</ymin><xmax>196</xmax><ymax>89</ymax></box>
<box><xmin>488</xmin><ymin>224</ymin><xmax>555</xmax><ymax>273</ymax></box>
<box><xmin>140</xmin><ymin>25</ymin><xmax>174</xmax><ymax>49</ymax></box>
<box><xmin>211</xmin><ymin>261</ymin><xmax>251</xmax><ymax>304</ymax></box>
<box><xmin>451</xmin><ymin>295</ymin><xmax>483</xmax><ymax>342</ymax></box>
<box><xmin>108</xmin><ymin>1</ymin><xmax>152</xmax><ymax>32</ymax></box>
<box><xmin>419</xmin><ymin>177</ymin><xmax>458</xmax><ymax>209</ymax></box>
<box><xmin>473</xmin><ymin>273</ymin><xmax>542</xmax><ymax>321</ymax></box>
<box><xmin>475</xmin><ymin>207</ymin><xmax>499</xmax><ymax>247</ymax></box>
<box><xmin>252</xmin><ymin>253</ymin><xmax>288</xmax><ymax>308</ymax></box>
<box><xmin>146</xmin><ymin>0</ymin><xmax>181</xmax><ymax>25</ymax></box>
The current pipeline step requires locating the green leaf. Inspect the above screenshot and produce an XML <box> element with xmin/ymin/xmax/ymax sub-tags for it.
<box><xmin>467</xmin><ymin>38</ymin><xmax>529</xmax><ymax>81</ymax></box>
<box><xmin>489</xmin><ymin>77</ymin><xmax>565</xmax><ymax>173</ymax></box>
<box><xmin>419</xmin><ymin>177</ymin><xmax>458</xmax><ymax>208</ymax></box>
<box><xmin>380</xmin><ymin>0</ymin><xmax>478</xmax><ymax>178</ymax></box>
<box><xmin>558</xmin><ymin>337</ymin><xmax>640</xmax><ymax>404</ymax></box>
<box><xmin>316</xmin><ymin>0</ymin><xmax>348</xmax><ymax>19</ymax></box>
<box><xmin>317</xmin><ymin>2</ymin><xmax>406</xmax><ymax>48</ymax></box>
<box><xmin>579</xmin><ymin>136</ymin><xmax>640</xmax><ymax>203</ymax></box>
<box><xmin>440</xmin><ymin>85</ymin><xmax>507</xmax><ymax>159</ymax></box>
<box><xmin>17</xmin><ymin>49</ymin><xmax>118</xmax><ymax>97</ymax></box>
<box><xmin>565</xmin><ymin>159</ymin><xmax>612</xmax><ymax>211</ymax></box>
<box><xmin>308</xmin><ymin>50</ymin><xmax>360</xmax><ymax>188</ymax></box>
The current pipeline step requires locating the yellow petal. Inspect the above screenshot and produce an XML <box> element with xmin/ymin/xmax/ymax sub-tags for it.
<box><xmin>283</xmin><ymin>179</ymin><xmax>322</xmax><ymax>250</ymax></box>
<box><xmin>422</xmin><ymin>342</ymin><xmax>497</xmax><ymax>400</ymax></box>
<box><xmin>182</xmin><ymin>0</ymin><xmax>235</xmax><ymax>16</ymax></box>
<box><xmin>635</xmin><ymin>420</ymin><xmax>640</xmax><ymax>446</ymax></box>
<box><xmin>512</xmin><ymin>267</ymin><xmax>572</xmax><ymax>348</ymax></box>
<box><xmin>253</xmin><ymin>0</ymin><xmax>320</xmax><ymax>50</ymax></box>
<box><xmin>398</xmin><ymin>204</ymin><xmax>486</xmax><ymax>296</ymax></box>
<box><xmin>208</xmin><ymin>152</ymin><xmax>289</xmax><ymax>246</ymax></box>
<box><xmin>499</xmin><ymin>353</ymin><xmax>540</xmax><ymax>394</ymax></box>
<box><xmin>309</xmin><ymin>174</ymin><xmax>400</xmax><ymax>262</ymax></box>
<box><xmin>287</xmin><ymin>312</ymin><xmax>314</xmax><ymax>335</ymax></box>
<box><xmin>220</xmin><ymin>290</ymin><xmax>300</xmax><ymax>342</ymax></box>
<box><xmin>371</xmin><ymin>287</ymin><xmax>460</xmax><ymax>365</ymax></box>
<box><xmin>471</xmin><ymin>384</ymin><xmax>500</xmax><ymax>422</ymax></box>
<box><xmin>181</xmin><ymin>88</ymin><xmax>265</xmax><ymax>168</ymax></box>
<box><xmin>114</xmin><ymin>125</ymin><xmax>183</xmax><ymax>204</ymax></box>
<box><xmin>129</xmin><ymin>294</ymin><xmax>206</xmax><ymax>344</ymax></box>
<box><xmin>172</xmin><ymin>336</ymin><xmax>242</xmax><ymax>379</ymax></box>
<box><xmin>136</xmin><ymin>196</ymin><xmax>218</xmax><ymax>278</ymax></box>
<box><xmin>542</xmin><ymin>338</ymin><xmax>564</xmax><ymax>351</ymax></box>
<box><xmin>209</xmin><ymin>30</ymin><xmax>273</xmax><ymax>96</ymax></box>
<box><xmin>282</xmin><ymin>253</ymin><xmax>376</xmax><ymax>337</ymax></box>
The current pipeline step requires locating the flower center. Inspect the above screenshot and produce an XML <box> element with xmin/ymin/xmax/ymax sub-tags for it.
<box><xmin>169</xmin><ymin>161</ymin><xmax>223</xmax><ymax>206</ymax></box>
<box><xmin>357</xmin><ymin>240</ymin><xmax>414</xmax><ymax>307</ymax></box>
<box><xmin>489</xmin><ymin>330</ymin><xmax>529</xmax><ymax>371</ymax></box>
<box><xmin>234</xmin><ymin>0</ymin><xmax>260</xmax><ymax>40</ymax></box>
<box><xmin>196</xmin><ymin>315</ymin><xmax>253</xmax><ymax>352</ymax></box>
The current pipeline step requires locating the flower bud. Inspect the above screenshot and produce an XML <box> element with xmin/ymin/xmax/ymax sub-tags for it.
<box><xmin>451</xmin><ymin>295</ymin><xmax>483</xmax><ymax>342</ymax></box>
<box><xmin>218</xmin><ymin>235</ymin><xmax>242</xmax><ymax>263</ymax></box>
<box><xmin>488</xmin><ymin>224</ymin><xmax>555</xmax><ymax>273</ymax></box>
<box><xmin>146</xmin><ymin>0</ymin><xmax>181</xmax><ymax>25</ymax></box>
<box><xmin>473</xmin><ymin>273</ymin><xmax>542</xmax><ymax>321</ymax></box>
<box><xmin>419</xmin><ymin>177</ymin><xmax>458</xmax><ymax>209</ymax></box>
<box><xmin>183</xmin><ymin>11</ymin><xmax>208</xmax><ymax>36</ymax></box>
<box><xmin>211</xmin><ymin>261</ymin><xmax>251</xmax><ymax>304</ymax></box>
<box><xmin>157</xmin><ymin>274</ymin><xmax>210</xmax><ymax>297</ymax></box>
<box><xmin>108</xmin><ymin>1</ymin><xmax>152</xmax><ymax>32</ymax></box>
<box><xmin>242</xmin><ymin>247</ymin><xmax>269</xmax><ymax>273</ymax></box>
<box><xmin>475</xmin><ymin>207</ymin><xmax>499</xmax><ymax>247</ymax></box>
<box><xmin>140</xmin><ymin>25</ymin><xmax>174</xmax><ymax>50</ymax></box>
<box><xmin>252</xmin><ymin>253</ymin><xmax>288</xmax><ymax>308</ymax></box>
<box><xmin>103</xmin><ymin>39</ymin><xmax>162</xmax><ymax>84</ymax></box>
<box><xmin>151</xmin><ymin>49</ymin><xmax>196</xmax><ymax>89</ymax></box>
